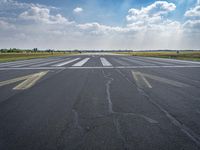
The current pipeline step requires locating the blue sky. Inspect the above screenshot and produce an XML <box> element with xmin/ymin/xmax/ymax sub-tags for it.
<box><xmin>0</xmin><ymin>0</ymin><xmax>200</xmax><ymax>50</ymax></box>
<box><xmin>16</xmin><ymin>0</ymin><xmax>197</xmax><ymax>25</ymax></box>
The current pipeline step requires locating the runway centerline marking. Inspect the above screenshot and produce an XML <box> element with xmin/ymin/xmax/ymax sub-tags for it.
<box><xmin>0</xmin><ymin>71</ymin><xmax>48</xmax><ymax>90</ymax></box>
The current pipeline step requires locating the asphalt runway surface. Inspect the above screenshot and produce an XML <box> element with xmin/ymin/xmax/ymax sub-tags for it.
<box><xmin>0</xmin><ymin>54</ymin><xmax>200</xmax><ymax>150</ymax></box>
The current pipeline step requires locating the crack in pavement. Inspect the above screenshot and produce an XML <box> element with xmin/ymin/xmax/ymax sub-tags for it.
<box><xmin>102</xmin><ymin>69</ymin><xmax>158</xmax><ymax>150</ymax></box>
<box><xmin>57</xmin><ymin>69</ymin><xmax>159</xmax><ymax>150</ymax></box>
<box><xmin>72</xmin><ymin>109</ymin><xmax>84</xmax><ymax>132</ymax></box>
<box><xmin>116</xmin><ymin>68</ymin><xmax>200</xmax><ymax>148</ymax></box>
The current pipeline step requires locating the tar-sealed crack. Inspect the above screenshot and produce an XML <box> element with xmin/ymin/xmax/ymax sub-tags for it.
<box><xmin>116</xmin><ymin>68</ymin><xmax>200</xmax><ymax>148</ymax></box>
<box><xmin>138</xmin><ymin>88</ymin><xmax>200</xmax><ymax>148</ymax></box>
<box><xmin>58</xmin><ymin>69</ymin><xmax>159</xmax><ymax>150</ymax></box>
<box><xmin>72</xmin><ymin>109</ymin><xmax>84</xmax><ymax>132</ymax></box>
<box><xmin>102</xmin><ymin>69</ymin><xmax>158</xmax><ymax>150</ymax></box>
<box><xmin>103</xmin><ymin>71</ymin><xmax>114</xmax><ymax>114</ymax></box>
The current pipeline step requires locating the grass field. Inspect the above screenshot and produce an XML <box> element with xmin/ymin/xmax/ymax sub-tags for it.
<box><xmin>116</xmin><ymin>51</ymin><xmax>200</xmax><ymax>61</ymax></box>
<box><xmin>0</xmin><ymin>52</ymin><xmax>78</xmax><ymax>62</ymax></box>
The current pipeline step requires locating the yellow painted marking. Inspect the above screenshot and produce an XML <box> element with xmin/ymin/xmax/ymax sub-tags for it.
<box><xmin>132</xmin><ymin>71</ymin><xmax>152</xmax><ymax>88</ymax></box>
<box><xmin>141</xmin><ymin>75</ymin><xmax>152</xmax><ymax>88</ymax></box>
<box><xmin>13</xmin><ymin>71</ymin><xmax>48</xmax><ymax>90</ymax></box>
<box><xmin>0</xmin><ymin>71</ymin><xmax>48</xmax><ymax>90</ymax></box>
<box><xmin>132</xmin><ymin>71</ymin><xmax>189</xmax><ymax>88</ymax></box>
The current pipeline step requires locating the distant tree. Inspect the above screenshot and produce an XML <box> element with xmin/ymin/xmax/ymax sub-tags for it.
<box><xmin>33</xmin><ymin>48</ymin><xmax>38</xmax><ymax>52</ymax></box>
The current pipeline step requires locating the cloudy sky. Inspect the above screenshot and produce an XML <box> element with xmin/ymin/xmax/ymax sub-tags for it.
<box><xmin>0</xmin><ymin>0</ymin><xmax>200</xmax><ymax>50</ymax></box>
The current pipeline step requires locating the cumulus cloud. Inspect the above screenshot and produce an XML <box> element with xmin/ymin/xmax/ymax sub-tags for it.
<box><xmin>73</xmin><ymin>7</ymin><xmax>83</xmax><ymax>13</ymax></box>
<box><xmin>0</xmin><ymin>0</ymin><xmax>199</xmax><ymax>50</ymax></box>
<box><xmin>183</xmin><ymin>20</ymin><xmax>200</xmax><ymax>30</ymax></box>
<box><xmin>19</xmin><ymin>6</ymin><xmax>70</xmax><ymax>24</ymax></box>
<box><xmin>126</xmin><ymin>1</ymin><xmax>176</xmax><ymax>23</ymax></box>
<box><xmin>183</xmin><ymin>2</ymin><xmax>200</xmax><ymax>33</ymax></box>
<box><xmin>125</xmin><ymin>0</ymin><xmax>179</xmax><ymax>36</ymax></box>
<box><xmin>185</xmin><ymin>5</ymin><xmax>200</xmax><ymax>17</ymax></box>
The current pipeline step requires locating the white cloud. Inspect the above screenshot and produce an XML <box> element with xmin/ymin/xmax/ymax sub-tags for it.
<box><xmin>0</xmin><ymin>0</ymin><xmax>199</xmax><ymax>50</ymax></box>
<box><xmin>126</xmin><ymin>1</ymin><xmax>179</xmax><ymax>35</ymax></box>
<box><xmin>73</xmin><ymin>7</ymin><xmax>83</xmax><ymax>13</ymax></box>
<box><xmin>183</xmin><ymin>20</ymin><xmax>200</xmax><ymax>30</ymax></box>
<box><xmin>183</xmin><ymin>3</ymin><xmax>200</xmax><ymax>33</ymax></box>
<box><xmin>185</xmin><ymin>5</ymin><xmax>200</xmax><ymax>17</ymax></box>
<box><xmin>19</xmin><ymin>6</ymin><xmax>70</xmax><ymax>24</ymax></box>
<box><xmin>126</xmin><ymin>1</ymin><xmax>176</xmax><ymax>23</ymax></box>
<box><xmin>0</xmin><ymin>20</ymin><xmax>15</xmax><ymax>29</ymax></box>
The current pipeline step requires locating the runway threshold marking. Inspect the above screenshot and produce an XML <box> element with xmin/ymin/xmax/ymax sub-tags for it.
<box><xmin>31</xmin><ymin>59</ymin><xmax>65</xmax><ymax>67</ymax></box>
<box><xmin>0</xmin><ymin>71</ymin><xmax>48</xmax><ymax>90</ymax></box>
<box><xmin>100</xmin><ymin>57</ymin><xmax>112</xmax><ymax>66</ymax></box>
<box><xmin>53</xmin><ymin>58</ymin><xmax>80</xmax><ymax>67</ymax></box>
<box><xmin>73</xmin><ymin>58</ymin><xmax>90</xmax><ymax>67</ymax></box>
<box><xmin>132</xmin><ymin>71</ymin><xmax>189</xmax><ymax>88</ymax></box>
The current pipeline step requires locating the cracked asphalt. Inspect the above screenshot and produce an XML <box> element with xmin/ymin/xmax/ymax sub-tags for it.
<box><xmin>0</xmin><ymin>54</ymin><xmax>200</xmax><ymax>150</ymax></box>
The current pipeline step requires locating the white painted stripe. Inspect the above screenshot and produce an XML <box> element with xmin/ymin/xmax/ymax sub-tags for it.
<box><xmin>53</xmin><ymin>58</ymin><xmax>80</xmax><ymax>67</ymax></box>
<box><xmin>31</xmin><ymin>59</ymin><xmax>67</xmax><ymax>67</ymax></box>
<box><xmin>11</xmin><ymin>59</ymin><xmax>56</xmax><ymax>67</ymax></box>
<box><xmin>0</xmin><ymin>58</ymin><xmax>45</xmax><ymax>67</ymax></box>
<box><xmin>68</xmin><ymin>65</ymin><xmax>200</xmax><ymax>69</ymax></box>
<box><xmin>100</xmin><ymin>57</ymin><xmax>112</xmax><ymax>66</ymax></box>
<box><xmin>72</xmin><ymin>58</ymin><xmax>90</xmax><ymax>67</ymax></box>
<box><xmin>0</xmin><ymin>65</ymin><xmax>200</xmax><ymax>70</ymax></box>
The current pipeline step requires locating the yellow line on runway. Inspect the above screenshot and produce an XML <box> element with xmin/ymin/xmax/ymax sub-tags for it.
<box><xmin>132</xmin><ymin>71</ymin><xmax>153</xmax><ymax>88</ymax></box>
<box><xmin>132</xmin><ymin>71</ymin><xmax>189</xmax><ymax>88</ymax></box>
<box><xmin>0</xmin><ymin>71</ymin><xmax>48</xmax><ymax>90</ymax></box>
<box><xmin>13</xmin><ymin>71</ymin><xmax>48</xmax><ymax>90</ymax></box>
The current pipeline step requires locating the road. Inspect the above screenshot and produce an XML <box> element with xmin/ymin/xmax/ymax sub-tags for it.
<box><xmin>0</xmin><ymin>54</ymin><xmax>200</xmax><ymax>150</ymax></box>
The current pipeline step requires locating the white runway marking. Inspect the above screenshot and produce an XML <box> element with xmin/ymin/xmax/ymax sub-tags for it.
<box><xmin>11</xmin><ymin>59</ymin><xmax>56</xmax><ymax>67</ymax></box>
<box><xmin>72</xmin><ymin>58</ymin><xmax>90</xmax><ymax>67</ymax></box>
<box><xmin>31</xmin><ymin>59</ymin><xmax>67</xmax><ymax>67</ymax></box>
<box><xmin>0</xmin><ymin>58</ymin><xmax>45</xmax><ymax>67</ymax></box>
<box><xmin>53</xmin><ymin>58</ymin><xmax>80</xmax><ymax>67</ymax></box>
<box><xmin>100</xmin><ymin>57</ymin><xmax>112</xmax><ymax>66</ymax></box>
<box><xmin>0</xmin><ymin>65</ymin><xmax>200</xmax><ymax>70</ymax></box>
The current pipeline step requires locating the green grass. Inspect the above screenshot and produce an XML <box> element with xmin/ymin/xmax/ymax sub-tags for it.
<box><xmin>0</xmin><ymin>52</ymin><xmax>78</xmax><ymax>62</ymax></box>
<box><xmin>116</xmin><ymin>51</ymin><xmax>200</xmax><ymax>61</ymax></box>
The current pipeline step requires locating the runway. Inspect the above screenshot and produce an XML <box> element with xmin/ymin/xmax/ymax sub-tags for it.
<box><xmin>0</xmin><ymin>54</ymin><xmax>200</xmax><ymax>150</ymax></box>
